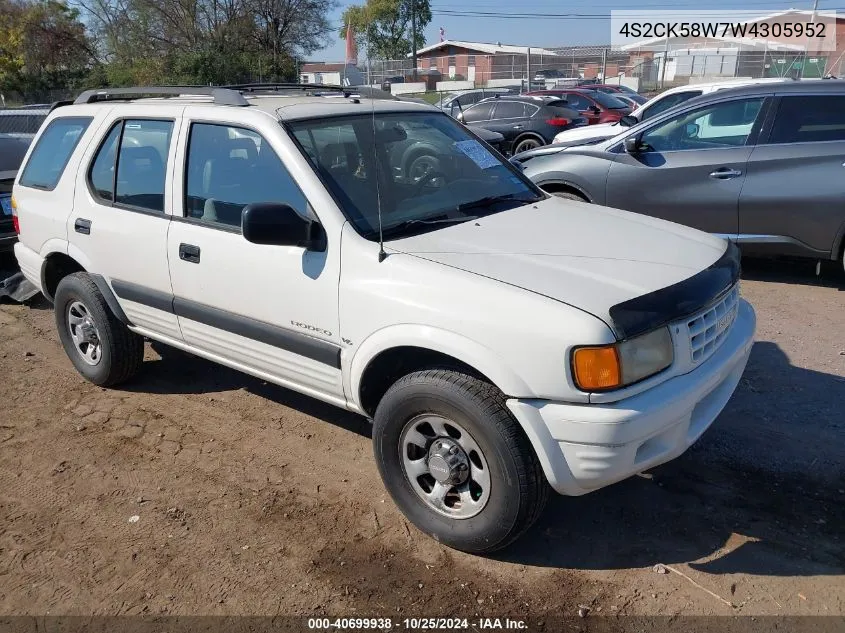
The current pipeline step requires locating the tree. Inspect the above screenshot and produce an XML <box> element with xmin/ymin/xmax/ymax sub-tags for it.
<box><xmin>0</xmin><ymin>0</ymin><xmax>94</xmax><ymax>101</ymax></box>
<box><xmin>341</xmin><ymin>0</ymin><xmax>431</xmax><ymax>61</ymax></box>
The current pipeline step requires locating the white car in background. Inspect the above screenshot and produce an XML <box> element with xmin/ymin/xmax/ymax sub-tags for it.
<box><xmin>552</xmin><ymin>77</ymin><xmax>794</xmax><ymax>145</ymax></box>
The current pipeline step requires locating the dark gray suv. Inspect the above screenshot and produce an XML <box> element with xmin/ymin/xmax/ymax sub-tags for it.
<box><xmin>515</xmin><ymin>80</ymin><xmax>845</xmax><ymax>272</ymax></box>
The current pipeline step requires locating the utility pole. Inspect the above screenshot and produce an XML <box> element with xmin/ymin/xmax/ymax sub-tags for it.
<box><xmin>411</xmin><ymin>0</ymin><xmax>418</xmax><ymax>81</ymax></box>
<box><xmin>600</xmin><ymin>47</ymin><xmax>608</xmax><ymax>82</ymax></box>
<box><xmin>526</xmin><ymin>47</ymin><xmax>532</xmax><ymax>93</ymax></box>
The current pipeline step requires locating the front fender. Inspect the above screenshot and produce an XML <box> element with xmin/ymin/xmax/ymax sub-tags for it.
<box><xmin>346</xmin><ymin>324</ymin><xmax>533</xmax><ymax>409</ymax></box>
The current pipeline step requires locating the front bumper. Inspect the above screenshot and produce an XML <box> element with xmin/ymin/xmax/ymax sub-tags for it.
<box><xmin>508</xmin><ymin>298</ymin><xmax>756</xmax><ymax>496</ymax></box>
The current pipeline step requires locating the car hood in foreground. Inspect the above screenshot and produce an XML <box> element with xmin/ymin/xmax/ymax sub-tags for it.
<box><xmin>388</xmin><ymin>196</ymin><xmax>732</xmax><ymax>337</ymax></box>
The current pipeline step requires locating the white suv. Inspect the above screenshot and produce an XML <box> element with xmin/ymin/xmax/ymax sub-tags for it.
<box><xmin>12</xmin><ymin>86</ymin><xmax>755</xmax><ymax>553</ymax></box>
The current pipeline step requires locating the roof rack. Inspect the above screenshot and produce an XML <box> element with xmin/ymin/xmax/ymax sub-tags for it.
<box><xmin>224</xmin><ymin>82</ymin><xmax>350</xmax><ymax>96</ymax></box>
<box><xmin>73</xmin><ymin>86</ymin><xmax>249</xmax><ymax>107</ymax></box>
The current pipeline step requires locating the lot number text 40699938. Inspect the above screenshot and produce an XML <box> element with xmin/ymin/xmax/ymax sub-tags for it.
<box><xmin>307</xmin><ymin>617</ymin><xmax>528</xmax><ymax>630</ymax></box>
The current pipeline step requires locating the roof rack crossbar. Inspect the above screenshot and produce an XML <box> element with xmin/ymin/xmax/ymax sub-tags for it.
<box><xmin>73</xmin><ymin>86</ymin><xmax>249</xmax><ymax>107</ymax></box>
<box><xmin>223</xmin><ymin>82</ymin><xmax>349</xmax><ymax>94</ymax></box>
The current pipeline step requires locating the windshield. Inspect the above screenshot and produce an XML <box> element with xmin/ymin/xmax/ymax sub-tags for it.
<box><xmin>588</xmin><ymin>91</ymin><xmax>629</xmax><ymax>109</ymax></box>
<box><xmin>288</xmin><ymin>111</ymin><xmax>543</xmax><ymax>240</ymax></box>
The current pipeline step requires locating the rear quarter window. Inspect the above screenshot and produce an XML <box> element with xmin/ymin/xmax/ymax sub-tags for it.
<box><xmin>18</xmin><ymin>117</ymin><xmax>92</xmax><ymax>191</ymax></box>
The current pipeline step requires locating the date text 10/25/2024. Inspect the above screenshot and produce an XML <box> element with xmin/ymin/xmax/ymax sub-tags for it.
<box><xmin>307</xmin><ymin>618</ymin><xmax>528</xmax><ymax>630</ymax></box>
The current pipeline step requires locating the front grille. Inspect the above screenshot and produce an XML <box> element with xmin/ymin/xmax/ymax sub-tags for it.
<box><xmin>687</xmin><ymin>284</ymin><xmax>739</xmax><ymax>364</ymax></box>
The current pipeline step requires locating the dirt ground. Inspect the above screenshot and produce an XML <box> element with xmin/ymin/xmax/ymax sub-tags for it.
<box><xmin>0</xmin><ymin>256</ymin><xmax>843</xmax><ymax>623</ymax></box>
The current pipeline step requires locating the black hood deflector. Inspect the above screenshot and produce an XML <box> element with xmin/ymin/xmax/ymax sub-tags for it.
<box><xmin>609</xmin><ymin>241</ymin><xmax>741</xmax><ymax>340</ymax></box>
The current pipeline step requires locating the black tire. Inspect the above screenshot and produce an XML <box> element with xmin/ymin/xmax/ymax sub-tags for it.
<box><xmin>54</xmin><ymin>272</ymin><xmax>144</xmax><ymax>387</ymax></box>
<box><xmin>548</xmin><ymin>190</ymin><xmax>588</xmax><ymax>202</ymax></box>
<box><xmin>512</xmin><ymin>136</ymin><xmax>543</xmax><ymax>154</ymax></box>
<box><xmin>373</xmin><ymin>369</ymin><xmax>550</xmax><ymax>553</ymax></box>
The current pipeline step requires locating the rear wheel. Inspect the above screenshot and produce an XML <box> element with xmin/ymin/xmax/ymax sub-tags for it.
<box><xmin>54</xmin><ymin>273</ymin><xmax>143</xmax><ymax>386</ymax></box>
<box><xmin>373</xmin><ymin>369</ymin><xmax>550</xmax><ymax>553</ymax></box>
<box><xmin>513</xmin><ymin>137</ymin><xmax>543</xmax><ymax>154</ymax></box>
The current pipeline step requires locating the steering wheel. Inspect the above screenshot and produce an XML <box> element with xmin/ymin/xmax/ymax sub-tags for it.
<box><xmin>413</xmin><ymin>170</ymin><xmax>448</xmax><ymax>196</ymax></box>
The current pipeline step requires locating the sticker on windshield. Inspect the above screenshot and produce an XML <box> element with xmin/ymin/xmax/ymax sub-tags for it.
<box><xmin>454</xmin><ymin>140</ymin><xmax>499</xmax><ymax>169</ymax></box>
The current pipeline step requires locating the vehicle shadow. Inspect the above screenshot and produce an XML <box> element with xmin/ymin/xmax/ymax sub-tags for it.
<box><xmin>741</xmin><ymin>256</ymin><xmax>845</xmax><ymax>290</ymax></box>
<box><xmin>497</xmin><ymin>340</ymin><xmax>845</xmax><ymax>576</ymax></box>
<box><xmin>125</xmin><ymin>341</ymin><xmax>371</xmax><ymax>439</ymax></box>
<box><xmin>126</xmin><ymin>336</ymin><xmax>843</xmax><ymax>577</ymax></box>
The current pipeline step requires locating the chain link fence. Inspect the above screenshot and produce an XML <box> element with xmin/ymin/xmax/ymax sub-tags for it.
<box><xmin>358</xmin><ymin>46</ymin><xmax>843</xmax><ymax>100</ymax></box>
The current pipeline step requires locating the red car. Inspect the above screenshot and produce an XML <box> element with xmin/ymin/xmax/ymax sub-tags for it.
<box><xmin>525</xmin><ymin>88</ymin><xmax>632</xmax><ymax>125</ymax></box>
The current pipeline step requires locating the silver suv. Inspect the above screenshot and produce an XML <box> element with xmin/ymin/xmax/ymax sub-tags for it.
<box><xmin>516</xmin><ymin>80</ymin><xmax>845</xmax><ymax>273</ymax></box>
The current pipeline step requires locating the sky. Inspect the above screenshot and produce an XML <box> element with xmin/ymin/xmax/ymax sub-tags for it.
<box><xmin>316</xmin><ymin>0</ymin><xmax>834</xmax><ymax>61</ymax></box>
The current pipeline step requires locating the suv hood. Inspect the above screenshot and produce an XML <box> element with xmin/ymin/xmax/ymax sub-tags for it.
<box><xmin>389</xmin><ymin>197</ymin><xmax>730</xmax><ymax>337</ymax></box>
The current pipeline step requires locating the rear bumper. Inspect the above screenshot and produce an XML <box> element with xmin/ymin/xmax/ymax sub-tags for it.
<box><xmin>508</xmin><ymin>299</ymin><xmax>756</xmax><ymax>496</ymax></box>
<box><xmin>13</xmin><ymin>241</ymin><xmax>44</xmax><ymax>294</ymax></box>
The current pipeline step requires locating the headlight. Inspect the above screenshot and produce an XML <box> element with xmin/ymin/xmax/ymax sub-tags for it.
<box><xmin>571</xmin><ymin>327</ymin><xmax>673</xmax><ymax>391</ymax></box>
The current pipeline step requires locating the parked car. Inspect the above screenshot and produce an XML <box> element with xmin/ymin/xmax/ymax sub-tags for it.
<box><xmin>590</xmin><ymin>84</ymin><xmax>649</xmax><ymax>105</ymax></box>
<box><xmin>515</xmin><ymin>80</ymin><xmax>845</xmax><ymax>272</ymax></box>
<box><xmin>0</xmin><ymin>107</ymin><xmax>48</xmax><ymax>140</ymax></box>
<box><xmin>13</xmin><ymin>85</ymin><xmax>755</xmax><ymax>553</ymax></box>
<box><xmin>526</xmin><ymin>89</ymin><xmax>632</xmax><ymax>124</ymax></box>
<box><xmin>0</xmin><ymin>136</ymin><xmax>31</xmax><ymax>252</ymax></box>
<box><xmin>552</xmin><ymin>78</ymin><xmax>796</xmax><ymax>145</ymax></box>
<box><xmin>611</xmin><ymin>94</ymin><xmax>642</xmax><ymax>111</ymax></box>
<box><xmin>436</xmin><ymin>88</ymin><xmax>518</xmax><ymax>118</ymax></box>
<box><xmin>457</xmin><ymin>95</ymin><xmax>586</xmax><ymax>154</ymax></box>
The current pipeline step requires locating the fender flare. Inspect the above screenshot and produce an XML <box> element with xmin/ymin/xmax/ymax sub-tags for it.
<box><xmin>88</xmin><ymin>274</ymin><xmax>133</xmax><ymax>326</ymax></box>
<box><xmin>347</xmin><ymin>324</ymin><xmax>533</xmax><ymax>408</ymax></box>
<box><xmin>536</xmin><ymin>178</ymin><xmax>594</xmax><ymax>203</ymax></box>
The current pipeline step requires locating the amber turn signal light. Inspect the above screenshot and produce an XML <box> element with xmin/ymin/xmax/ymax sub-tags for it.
<box><xmin>572</xmin><ymin>346</ymin><xmax>622</xmax><ymax>391</ymax></box>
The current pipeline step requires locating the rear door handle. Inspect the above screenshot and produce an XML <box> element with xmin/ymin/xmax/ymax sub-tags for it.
<box><xmin>179</xmin><ymin>243</ymin><xmax>201</xmax><ymax>264</ymax></box>
<box><xmin>709</xmin><ymin>168</ymin><xmax>742</xmax><ymax>180</ymax></box>
<box><xmin>74</xmin><ymin>218</ymin><xmax>91</xmax><ymax>235</ymax></box>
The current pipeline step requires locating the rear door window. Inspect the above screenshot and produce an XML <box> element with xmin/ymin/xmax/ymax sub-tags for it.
<box><xmin>492</xmin><ymin>102</ymin><xmax>527</xmax><ymax>119</ymax></box>
<box><xmin>766</xmin><ymin>95</ymin><xmax>845</xmax><ymax>144</ymax></box>
<box><xmin>87</xmin><ymin>119</ymin><xmax>174</xmax><ymax>213</ymax></box>
<box><xmin>18</xmin><ymin>117</ymin><xmax>92</xmax><ymax>190</ymax></box>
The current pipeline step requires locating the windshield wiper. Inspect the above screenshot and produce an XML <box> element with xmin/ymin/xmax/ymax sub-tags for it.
<box><xmin>456</xmin><ymin>193</ymin><xmax>540</xmax><ymax>214</ymax></box>
<box><xmin>381</xmin><ymin>215</ymin><xmax>478</xmax><ymax>239</ymax></box>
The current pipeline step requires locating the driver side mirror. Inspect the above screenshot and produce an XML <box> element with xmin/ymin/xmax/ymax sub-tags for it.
<box><xmin>456</xmin><ymin>111</ymin><xmax>465</xmax><ymax>123</ymax></box>
<box><xmin>624</xmin><ymin>136</ymin><xmax>643</xmax><ymax>154</ymax></box>
<box><xmin>685</xmin><ymin>122</ymin><xmax>700</xmax><ymax>138</ymax></box>
<box><xmin>242</xmin><ymin>202</ymin><xmax>326</xmax><ymax>251</ymax></box>
<box><xmin>619</xmin><ymin>114</ymin><xmax>639</xmax><ymax>127</ymax></box>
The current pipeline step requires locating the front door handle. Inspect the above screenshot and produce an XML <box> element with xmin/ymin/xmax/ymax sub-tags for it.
<box><xmin>512</xmin><ymin>124</ymin><xmax>524</xmax><ymax>130</ymax></box>
<box><xmin>709</xmin><ymin>168</ymin><xmax>742</xmax><ymax>180</ymax></box>
<box><xmin>179</xmin><ymin>243</ymin><xmax>201</xmax><ymax>264</ymax></box>
<box><xmin>74</xmin><ymin>218</ymin><xmax>91</xmax><ymax>235</ymax></box>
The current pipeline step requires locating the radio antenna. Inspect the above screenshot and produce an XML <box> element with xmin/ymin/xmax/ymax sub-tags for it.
<box><xmin>370</xmin><ymin>93</ymin><xmax>387</xmax><ymax>262</ymax></box>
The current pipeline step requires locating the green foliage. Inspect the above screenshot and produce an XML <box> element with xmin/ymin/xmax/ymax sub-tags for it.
<box><xmin>0</xmin><ymin>0</ymin><xmax>333</xmax><ymax>102</ymax></box>
<box><xmin>342</xmin><ymin>0</ymin><xmax>431</xmax><ymax>60</ymax></box>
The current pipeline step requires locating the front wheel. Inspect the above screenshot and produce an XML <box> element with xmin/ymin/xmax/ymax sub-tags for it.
<box><xmin>373</xmin><ymin>369</ymin><xmax>550</xmax><ymax>553</ymax></box>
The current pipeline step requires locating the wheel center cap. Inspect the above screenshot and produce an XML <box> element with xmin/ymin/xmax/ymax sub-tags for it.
<box><xmin>427</xmin><ymin>439</ymin><xmax>470</xmax><ymax>486</ymax></box>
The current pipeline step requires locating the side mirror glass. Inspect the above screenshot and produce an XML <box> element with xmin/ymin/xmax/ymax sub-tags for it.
<box><xmin>623</xmin><ymin>137</ymin><xmax>642</xmax><ymax>154</ymax></box>
<box><xmin>685</xmin><ymin>122</ymin><xmax>700</xmax><ymax>138</ymax></box>
<box><xmin>242</xmin><ymin>202</ymin><xmax>325</xmax><ymax>250</ymax></box>
<box><xmin>619</xmin><ymin>114</ymin><xmax>639</xmax><ymax>127</ymax></box>
<box><xmin>456</xmin><ymin>111</ymin><xmax>465</xmax><ymax>122</ymax></box>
